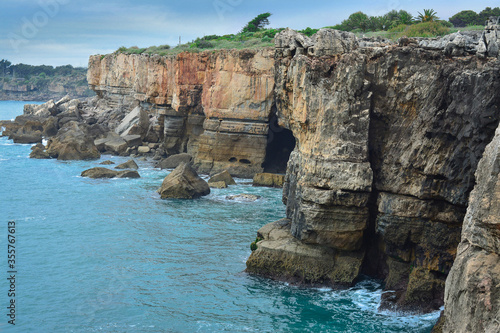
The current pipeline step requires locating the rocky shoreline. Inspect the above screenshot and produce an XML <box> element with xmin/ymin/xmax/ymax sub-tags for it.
<box><xmin>1</xmin><ymin>19</ymin><xmax>499</xmax><ymax>332</ymax></box>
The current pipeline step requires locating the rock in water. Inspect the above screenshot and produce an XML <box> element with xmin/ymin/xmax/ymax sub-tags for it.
<box><xmin>81</xmin><ymin>167</ymin><xmax>140</xmax><ymax>179</ymax></box>
<box><xmin>46</xmin><ymin>121</ymin><xmax>100</xmax><ymax>160</ymax></box>
<box><xmin>226</xmin><ymin>194</ymin><xmax>261</xmax><ymax>202</ymax></box>
<box><xmin>208</xmin><ymin>170</ymin><xmax>236</xmax><ymax>187</ymax></box>
<box><xmin>157</xmin><ymin>163</ymin><xmax>210</xmax><ymax>199</ymax></box>
<box><xmin>156</xmin><ymin>153</ymin><xmax>192</xmax><ymax>169</ymax></box>
<box><xmin>99</xmin><ymin>160</ymin><xmax>115</xmax><ymax>165</ymax></box>
<box><xmin>253</xmin><ymin>173</ymin><xmax>284</xmax><ymax>188</ymax></box>
<box><xmin>115</xmin><ymin>159</ymin><xmax>139</xmax><ymax>170</ymax></box>
<box><xmin>209</xmin><ymin>181</ymin><xmax>228</xmax><ymax>189</ymax></box>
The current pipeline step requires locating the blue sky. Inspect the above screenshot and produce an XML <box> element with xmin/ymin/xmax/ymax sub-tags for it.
<box><xmin>1</xmin><ymin>0</ymin><xmax>497</xmax><ymax>67</ymax></box>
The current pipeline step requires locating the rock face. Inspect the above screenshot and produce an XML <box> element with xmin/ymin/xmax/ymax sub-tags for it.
<box><xmin>246</xmin><ymin>28</ymin><xmax>500</xmax><ymax>313</ymax></box>
<box><xmin>81</xmin><ymin>167</ymin><xmax>140</xmax><ymax>179</ymax></box>
<box><xmin>441</xmin><ymin>124</ymin><xmax>500</xmax><ymax>332</ymax></box>
<box><xmin>87</xmin><ymin>49</ymin><xmax>275</xmax><ymax>178</ymax></box>
<box><xmin>157</xmin><ymin>163</ymin><xmax>210</xmax><ymax>199</ymax></box>
<box><xmin>253</xmin><ymin>173</ymin><xmax>285</xmax><ymax>187</ymax></box>
<box><xmin>46</xmin><ymin>121</ymin><xmax>100</xmax><ymax>160</ymax></box>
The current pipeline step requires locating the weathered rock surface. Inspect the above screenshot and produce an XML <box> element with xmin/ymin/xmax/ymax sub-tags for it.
<box><xmin>46</xmin><ymin>121</ymin><xmax>100</xmax><ymax>160</ymax></box>
<box><xmin>246</xmin><ymin>27</ymin><xmax>500</xmax><ymax>314</ymax></box>
<box><xmin>87</xmin><ymin>48</ymin><xmax>275</xmax><ymax>178</ymax></box>
<box><xmin>253</xmin><ymin>173</ymin><xmax>284</xmax><ymax>188</ymax></box>
<box><xmin>29</xmin><ymin>143</ymin><xmax>49</xmax><ymax>159</ymax></box>
<box><xmin>99</xmin><ymin>160</ymin><xmax>115</xmax><ymax>165</ymax></box>
<box><xmin>81</xmin><ymin>167</ymin><xmax>140</xmax><ymax>179</ymax></box>
<box><xmin>157</xmin><ymin>163</ymin><xmax>210</xmax><ymax>199</ymax></box>
<box><xmin>441</xmin><ymin>124</ymin><xmax>500</xmax><ymax>332</ymax></box>
<box><xmin>115</xmin><ymin>159</ymin><xmax>138</xmax><ymax>170</ymax></box>
<box><xmin>208</xmin><ymin>170</ymin><xmax>236</xmax><ymax>187</ymax></box>
<box><xmin>156</xmin><ymin>153</ymin><xmax>192</xmax><ymax>169</ymax></box>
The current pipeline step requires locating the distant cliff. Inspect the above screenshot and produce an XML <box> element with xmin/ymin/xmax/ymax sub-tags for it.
<box><xmin>84</xmin><ymin>23</ymin><xmax>500</xmax><ymax>330</ymax></box>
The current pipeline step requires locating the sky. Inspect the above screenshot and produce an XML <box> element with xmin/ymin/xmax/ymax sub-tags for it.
<box><xmin>0</xmin><ymin>0</ymin><xmax>498</xmax><ymax>67</ymax></box>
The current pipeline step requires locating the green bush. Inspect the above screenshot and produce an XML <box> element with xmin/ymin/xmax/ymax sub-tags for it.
<box><xmin>395</xmin><ymin>21</ymin><xmax>450</xmax><ymax>38</ymax></box>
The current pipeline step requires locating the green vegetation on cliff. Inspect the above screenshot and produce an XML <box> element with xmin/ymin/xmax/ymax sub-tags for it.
<box><xmin>114</xmin><ymin>7</ymin><xmax>494</xmax><ymax>56</ymax></box>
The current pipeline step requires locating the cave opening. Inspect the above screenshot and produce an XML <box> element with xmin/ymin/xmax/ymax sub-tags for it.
<box><xmin>262</xmin><ymin>111</ymin><xmax>296</xmax><ymax>174</ymax></box>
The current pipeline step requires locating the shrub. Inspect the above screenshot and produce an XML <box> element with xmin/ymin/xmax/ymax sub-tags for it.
<box><xmin>396</xmin><ymin>21</ymin><xmax>450</xmax><ymax>38</ymax></box>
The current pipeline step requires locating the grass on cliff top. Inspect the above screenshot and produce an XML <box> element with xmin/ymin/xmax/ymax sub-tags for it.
<box><xmin>114</xmin><ymin>22</ymin><xmax>486</xmax><ymax>57</ymax></box>
<box><xmin>115</xmin><ymin>30</ymin><xmax>281</xmax><ymax>56</ymax></box>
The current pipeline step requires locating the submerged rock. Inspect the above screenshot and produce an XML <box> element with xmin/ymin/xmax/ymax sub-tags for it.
<box><xmin>81</xmin><ymin>167</ymin><xmax>140</xmax><ymax>179</ymax></box>
<box><xmin>226</xmin><ymin>194</ymin><xmax>261</xmax><ymax>202</ymax></box>
<box><xmin>157</xmin><ymin>163</ymin><xmax>210</xmax><ymax>199</ymax></box>
<box><xmin>114</xmin><ymin>159</ymin><xmax>139</xmax><ymax>170</ymax></box>
<box><xmin>99</xmin><ymin>160</ymin><xmax>115</xmax><ymax>165</ymax></box>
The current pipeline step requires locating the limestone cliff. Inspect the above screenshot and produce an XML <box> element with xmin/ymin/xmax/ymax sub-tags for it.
<box><xmin>84</xmin><ymin>25</ymin><xmax>500</xmax><ymax>320</ymax></box>
<box><xmin>87</xmin><ymin>49</ymin><xmax>274</xmax><ymax>177</ymax></box>
<box><xmin>246</xmin><ymin>28</ymin><xmax>500</xmax><ymax>313</ymax></box>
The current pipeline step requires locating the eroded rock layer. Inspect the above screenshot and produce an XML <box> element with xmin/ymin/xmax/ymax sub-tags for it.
<box><xmin>87</xmin><ymin>49</ymin><xmax>274</xmax><ymax>177</ymax></box>
<box><xmin>246</xmin><ymin>28</ymin><xmax>500</xmax><ymax>313</ymax></box>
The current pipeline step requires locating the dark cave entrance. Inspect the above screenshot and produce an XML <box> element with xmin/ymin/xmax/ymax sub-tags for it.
<box><xmin>262</xmin><ymin>111</ymin><xmax>296</xmax><ymax>174</ymax></box>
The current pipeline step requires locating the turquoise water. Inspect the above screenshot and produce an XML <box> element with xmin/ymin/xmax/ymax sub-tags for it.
<box><xmin>0</xmin><ymin>101</ymin><xmax>440</xmax><ymax>332</ymax></box>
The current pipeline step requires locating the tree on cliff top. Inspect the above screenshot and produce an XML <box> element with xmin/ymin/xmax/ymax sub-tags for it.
<box><xmin>242</xmin><ymin>12</ymin><xmax>272</xmax><ymax>33</ymax></box>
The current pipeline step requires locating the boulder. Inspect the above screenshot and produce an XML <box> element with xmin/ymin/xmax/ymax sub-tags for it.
<box><xmin>253</xmin><ymin>173</ymin><xmax>285</xmax><ymax>188</ymax></box>
<box><xmin>122</xmin><ymin>134</ymin><xmax>142</xmax><ymax>147</ymax></box>
<box><xmin>46</xmin><ymin>121</ymin><xmax>100</xmax><ymax>160</ymax></box>
<box><xmin>104</xmin><ymin>137</ymin><xmax>128</xmax><ymax>155</ymax></box>
<box><xmin>42</xmin><ymin>116</ymin><xmax>59</xmax><ymax>137</ymax></box>
<box><xmin>81</xmin><ymin>167</ymin><xmax>140</xmax><ymax>179</ymax></box>
<box><xmin>156</xmin><ymin>153</ymin><xmax>193</xmax><ymax>169</ymax></box>
<box><xmin>137</xmin><ymin>146</ymin><xmax>150</xmax><ymax>154</ymax></box>
<box><xmin>226</xmin><ymin>194</ymin><xmax>261</xmax><ymax>202</ymax></box>
<box><xmin>115</xmin><ymin>159</ymin><xmax>139</xmax><ymax>170</ymax></box>
<box><xmin>115</xmin><ymin>106</ymin><xmax>149</xmax><ymax>137</ymax></box>
<box><xmin>100</xmin><ymin>160</ymin><xmax>115</xmax><ymax>165</ymax></box>
<box><xmin>9</xmin><ymin>118</ymin><xmax>44</xmax><ymax>144</ymax></box>
<box><xmin>208</xmin><ymin>170</ymin><xmax>236</xmax><ymax>187</ymax></box>
<box><xmin>157</xmin><ymin>163</ymin><xmax>210</xmax><ymax>199</ymax></box>
<box><xmin>29</xmin><ymin>143</ymin><xmax>49</xmax><ymax>159</ymax></box>
<box><xmin>209</xmin><ymin>181</ymin><xmax>228</xmax><ymax>189</ymax></box>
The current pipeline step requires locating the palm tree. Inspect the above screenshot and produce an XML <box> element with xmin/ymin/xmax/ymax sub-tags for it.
<box><xmin>417</xmin><ymin>9</ymin><xmax>439</xmax><ymax>22</ymax></box>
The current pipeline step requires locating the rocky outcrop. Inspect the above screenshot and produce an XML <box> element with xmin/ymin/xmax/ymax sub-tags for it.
<box><xmin>253</xmin><ymin>173</ymin><xmax>285</xmax><ymax>188</ymax></box>
<box><xmin>246</xmin><ymin>27</ymin><xmax>500</xmax><ymax>313</ymax></box>
<box><xmin>46</xmin><ymin>121</ymin><xmax>100</xmax><ymax>160</ymax></box>
<box><xmin>87</xmin><ymin>48</ymin><xmax>275</xmax><ymax>178</ymax></box>
<box><xmin>441</xmin><ymin>124</ymin><xmax>500</xmax><ymax>332</ymax></box>
<box><xmin>81</xmin><ymin>167</ymin><xmax>140</xmax><ymax>179</ymax></box>
<box><xmin>157</xmin><ymin>163</ymin><xmax>210</xmax><ymax>199</ymax></box>
<box><xmin>115</xmin><ymin>159</ymin><xmax>139</xmax><ymax>170</ymax></box>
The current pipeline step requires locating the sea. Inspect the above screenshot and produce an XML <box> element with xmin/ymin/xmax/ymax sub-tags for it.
<box><xmin>0</xmin><ymin>101</ymin><xmax>440</xmax><ymax>332</ymax></box>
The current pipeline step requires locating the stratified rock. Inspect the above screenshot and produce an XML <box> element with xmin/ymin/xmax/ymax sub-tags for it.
<box><xmin>46</xmin><ymin>121</ymin><xmax>100</xmax><ymax>160</ymax></box>
<box><xmin>226</xmin><ymin>194</ymin><xmax>261</xmax><ymax>202</ymax></box>
<box><xmin>208</xmin><ymin>170</ymin><xmax>236</xmax><ymax>187</ymax></box>
<box><xmin>115</xmin><ymin>159</ymin><xmax>138</xmax><ymax>170</ymax></box>
<box><xmin>253</xmin><ymin>173</ymin><xmax>284</xmax><ymax>188</ymax></box>
<box><xmin>81</xmin><ymin>167</ymin><xmax>140</xmax><ymax>179</ymax></box>
<box><xmin>157</xmin><ymin>163</ymin><xmax>210</xmax><ymax>199</ymax></box>
<box><xmin>100</xmin><ymin>160</ymin><xmax>115</xmax><ymax>165</ymax></box>
<box><xmin>122</xmin><ymin>134</ymin><xmax>142</xmax><ymax>147</ymax></box>
<box><xmin>442</xmin><ymin>124</ymin><xmax>500</xmax><ymax>333</ymax></box>
<box><xmin>156</xmin><ymin>153</ymin><xmax>192</xmax><ymax>169</ymax></box>
<box><xmin>246</xmin><ymin>219</ymin><xmax>363</xmax><ymax>286</ymax></box>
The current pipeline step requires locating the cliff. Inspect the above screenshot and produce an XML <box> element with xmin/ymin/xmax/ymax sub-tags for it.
<box><xmin>83</xmin><ymin>24</ymin><xmax>500</xmax><ymax>324</ymax></box>
<box><xmin>87</xmin><ymin>49</ymin><xmax>274</xmax><ymax>177</ymax></box>
<box><xmin>247</xmin><ymin>28</ymin><xmax>500</xmax><ymax>314</ymax></box>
